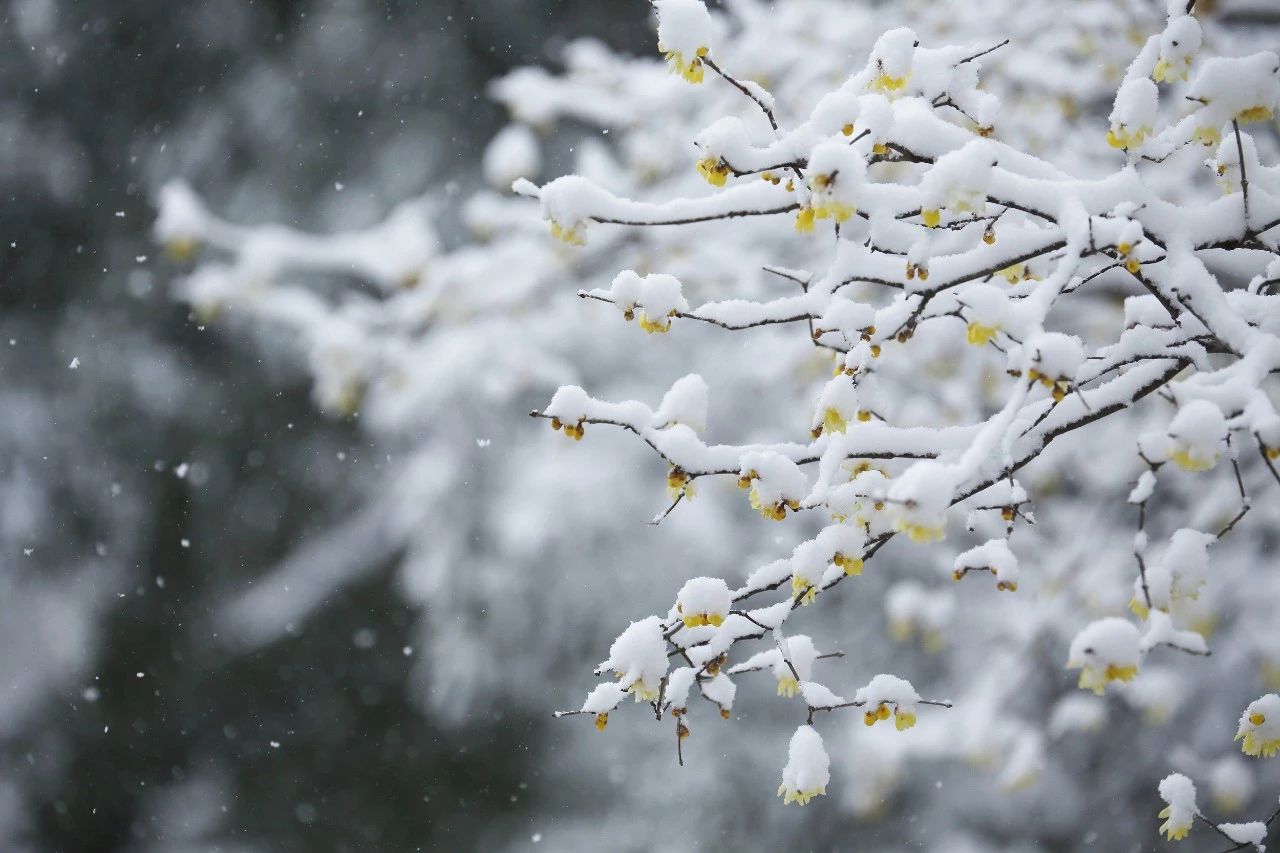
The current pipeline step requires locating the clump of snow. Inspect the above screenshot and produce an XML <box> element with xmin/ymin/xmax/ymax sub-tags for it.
<box><xmin>952</xmin><ymin>538</ymin><xmax>1020</xmax><ymax>591</ymax></box>
<box><xmin>483</xmin><ymin>124</ymin><xmax>541</xmax><ymax>190</ymax></box>
<box><xmin>1187</xmin><ymin>52</ymin><xmax>1280</xmax><ymax>129</ymax></box>
<box><xmin>154</xmin><ymin>181</ymin><xmax>211</xmax><ymax>251</ymax></box>
<box><xmin>861</xmin><ymin>28</ymin><xmax>916</xmax><ymax>97</ymax></box>
<box><xmin>1022</xmin><ymin>332</ymin><xmax>1085</xmax><ymax>384</ymax></box>
<box><xmin>655</xmin><ymin>374</ymin><xmax>709</xmax><ymax>434</ymax></box>
<box><xmin>778</xmin><ymin>725</ymin><xmax>829</xmax><ymax>805</ymax></box>
<box><xmin>1108</xmin><ymin>77</ymin><xmax>1158</xmax><ymax>150</ymax></box>
<box><xmin>1154</xmin><ymin>15</ymin><xmax>1201</xmax><ymax>83</ymax></box>
<box><xmin>740</xmin><ymin>451</ymin><xmax>809</xmax><ymax>520</ymax></box>
<box><xmin>579</xmin><ymin>681</ymin><xmax>627</xmax><ymax>714</ymax></box>
<box><xmin>675</xmin><ymin>576</ymin><xmax>731</xmax><ymax>628</ymax></box>
<box><xmin>919</xmin><ymin>140</ymin><xmax>997</xmax><ymax>223</ymax></box>
<box><xmin>854</xmin><ymin>673</ymin><xmax>921</xmax><ymax>729</ymax></box>
<box><xmin>608</xmin><ymin>270</ymin><xmax>690</xmax><ymax>333</ymax></box>
<box><xmin>655</xmin><ymin>0</ymin><xmax>715</xmax><ymax>83</ymax></box>
<box><xmin>887</xmin><ymin>461</ymin><xmax>958</xmax><ymax>543</ymax></box>
<box><xmin>599</xmin><ymin>616</ymin><xmax>669</xmax><ymax>702</ymax></box>
<box><xmin>664</xmin><ymin>666</ymin><xmax>698</xmax><ymax>711</ymax></box>
<box><xmin>1157</xmin><ymin>773</ymin><xmax>1197</xmax><ymax>842</ymax></box>
<box><xmin>1165</xmin><ymin>400</ymin><xmax>1226</xmax><ymax>472</ymax></box>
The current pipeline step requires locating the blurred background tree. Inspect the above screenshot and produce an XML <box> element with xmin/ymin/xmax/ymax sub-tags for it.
<box><xmin>0</xmin><ymin>1</ymin><xmax>646</xmax><ymax>850</ymax></box>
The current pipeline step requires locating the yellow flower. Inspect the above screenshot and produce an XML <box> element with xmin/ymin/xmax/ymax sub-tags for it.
<box><xmin>894</xmin><ymin>519</ymin><xmax>945</xmax><ymax>544</ymax></box>
<box><xmin>1128</xmin><ymin>597</ymin><xmax>1151</xmax><ymax>620</ymax></box>
<box><xmin>870</xmin><ymin>72</ymin><xmax>910</xmax><ymax>95</ymax></box>
<box><xmin>894</xmin><ymin>708</ymin><xmax>916</xmax><ymax>731</ymax></box>
<box><xmin>1238</xmin><ymin>105</ymin><xmax>1274</xmax><ymax>123</ymax></box>
<box><xmin>791</xmin><ymin>576</ymin><xmax>818</xmax><ymax>605</ymax></box>
<box><xmin>777</xmin><ymin>675</ymin><xmax>800</xmax><ymax>697</ymax></box>
<box><xmin>921</xmin><ymin>208</ymin><xmax>941</xmax><ymax>228</ymax></box>
<box><xmin>1157</xmin><ymin>806</ymin><xmax>1192</xmax><ymax>841</ymax></box>
<box><xmin>594</xmin><ymin>713</ymin><xmax>609</xmax><ymax>731</ymax></box>
<box><xmin>638</xmin><ymin>310</ymin><xmax>676</xmax><ymax>334</ymax></box>
<box><xmin>1171</xmin><ymin>448</ymin><xmax>1217</xmax><ymax>472</ymax></box>
<box><xmin>888</xmin><ymin>618</ymin><xmax>913</xmax><ymax>643</ymax></box>
<box><xmin>165</xmin><ymin>237</ymin><xmax>199</xmax><ymax>262</ymax></box>
<box><xmin>813</xmin><ymin>201</ymin><xmax>855</xmax><ymax>223</ymax></box>
<box><xmin>1106</xmin><ymin>124</ymin><xmax>1149</xmax><ymax>150</ymax></box>
<box><xmin>795</xmin><ymin>207</ymin><xmax>816</xmax><ymax>233</ymax></box>
<box><xmin>1075</xmin><ymin>663</ymin><xmax>1138</xmax><ymax>696</ymax></box>
<box><xmin>748</xmin><ymin>487</ymin><xmax>788</xmax><ymax>521</ymax></box>
<box><xmin>663</xmin><ymin>45</ymin><xmax>709</xmax><ymax>84</ymax></box>
<box><xmin>863</xmin><ymin>702</ymin><xmax>893</xmax><ymax>726</ymax></box>
<box><xmin>833</xmin><ymin>552</ymin><xmax>863</xmax><ymax>576</ymax></box>
<box><xmin>551</xmin><ymin>417</ymin><xmax>586</xmax><ymax>441</ymax></box>
<box><xmin>966</xmin><ymin>323</ymin><xmax>999</xmax><ymax>346</ymax></box>
<box><xmin>696</xmin><ymin>157</ymin><xmax>730</xmax><ymax>187</ymax></box>
<box><xmin>666</xmin><ymin>468</ymin><xmax>696</xmax><ymax>501</ymax></box>
<box><xmin>997</xmin><ymin>263</ymin><xmax>1026</xmax><ymax>284</ymax></box>
<box><xmin>1237</xmin><ymin>709</ymin><xmax>1280</xmax><ymax>757</ymax></box>
<box><xmin>1153</xmin><ymin>58</ymin><xmax>1191</xmax><ymax>84</ymax></box>
<box><xmin>680</xmin><ymin>611</ymin><xmax>724</xmax><ymax>628</ymax></box>
<box><xmin>629</xmin><ymin>679</ymin><xmax>660</xmax><ymax>702</ymax></box>
<box><xmin>550</xmin><ymin>220</ymin><xmax>586</xmax><ymax>246</ymax></box>
<box><xmin>822</xmin><ymin>407</ymin><xmax>848</xmax><ymax>434</ymax></box>
<box><xmin>777</xmin><ymin>783</ymin><xmax>826</xmax><ymax>806</ymax></box>
<box><xmin>1192</xmin><ymin>125</ymin><xmax>1222</xmax><ymax>147</ymax></box>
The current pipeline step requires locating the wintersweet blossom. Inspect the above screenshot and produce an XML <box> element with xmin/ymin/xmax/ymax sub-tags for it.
<box><xmin>1157</xmin><ymin>773</ymin><xmax>1197</xmax><ymax>841</ymax></box>
<box><xmin>1066</xmin><ymin>619</ymin><xmax>1141</xmax><ymax>695</ymax></box>
<box><xmin>1167</xmin><ymin>400</ymin><xmax>1227</xmax><ymax>473</ymax></box>
<box><xmin>655</xmin><ymin>0</ymin><xmax>714</xmax><ymax>84</ymax></box>
<box><xmin>1235</xmin><ymin>694</ymin><xmax>1280</xmax><ymax>758</ymax></box>
<box><xmin>778</xmin><ymin>726</ymin><xmax>829</xmax><ymax>805</ymax></box>
<box><xmin>675</xmin><ymin>577</ymin><xmax>731</xmax><ymax>629</ymax></box>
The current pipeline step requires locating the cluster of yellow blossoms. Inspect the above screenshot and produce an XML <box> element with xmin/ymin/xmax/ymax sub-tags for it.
<box><xmin>869</xmin><ymin>70</ymin><xmax>910</xmax><ymax>96</ymax></box>
<box><xmin>676</xmin><ymin>605</ymin><xmax>724</xmax><ymax>629</ymax></box>
<box><xmin>966</xmin><ymin>322</ymin><xmax>999</xmax><ymax>347</ymax></box>
<box><xmin>549</xmin><ymin>219</ymin><xmax>586</xmax><ymax>246</ymax></box>
<box><xmin>863</xmin><ymin>702</ymin><xmax>916</xmax><ymax>731</ymax></box>
<box><xmin>790</xmin><ymin>552</ymin><xmax>862</xmax><ymax>605</ymax></box>
<box><xmin>1156</xmin><ymin>805</ymin><xmax>1192</xmax><ymax>841</ymax></box>
<box><xmin>1075</xmin><ymin>662</ymin><xmax>1138</xmax><ymax>695</ymax></box>
<box><xmin>549</xmin><ymin>416</ymin><xmax>586</xmax><ymax>440</ymax></box>
<box><xmin>1106</xmin><ymin>123</ymin><xmax>1151</xmax><ymax>151</ymax></box>
<box><xmin>1026</xmin><ymin>367</ymin><xmax>1074</xmax><ymax>403</ymax></box>
<box><xmin>618</xmin><ymin>304</ymin><xmax>679</xmax><ymax>334</ymax></box>
<box><xmin>663</xmin><ymin>44</ymin><xmax>709</xmax><ymax>84</ymax></box>
<box><xmin>796</xmin><ymin>172</ymin><xmax>856</xmax><ymax>233</ymax></box>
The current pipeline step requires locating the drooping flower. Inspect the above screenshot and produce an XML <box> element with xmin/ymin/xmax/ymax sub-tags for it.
<box><xmin>675</xmin><ymin>576</ymin><xmax>731</xmax><ymax>629</ymax></box>
<box><xmin>1167</xmin><ymin>400</ymin><xmax>1226</xmax><ymax>472</ymax></box>
<box><xmin>655</xmin><ymin>0</ymin><xmax>714</xmax><ymax>84</ymax></box>
<box><xmin>1066</xmin><ymin>618</ymin><xmax>1141</xmax><ymax>695</ymax></box>
<box><xmin>1156</xmin><ymin>773</ymin><xmax>1197</xmax><ymax>842</ymax></box>
<box><xmin>777</xmin><ymin>725</ymin><xmax>830</xmax><ymax>805</ymax></box>
<box><xmin>1235</xmin><ymin>694</ymin><xmax>1280</xmax><ymax>758</ymax></box>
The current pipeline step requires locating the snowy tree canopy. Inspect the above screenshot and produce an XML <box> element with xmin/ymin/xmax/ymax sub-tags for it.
<box><xmin>156</xmin><ymin>0</ymin><xmax>1280</xmax><ymax>847</ymax></box>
